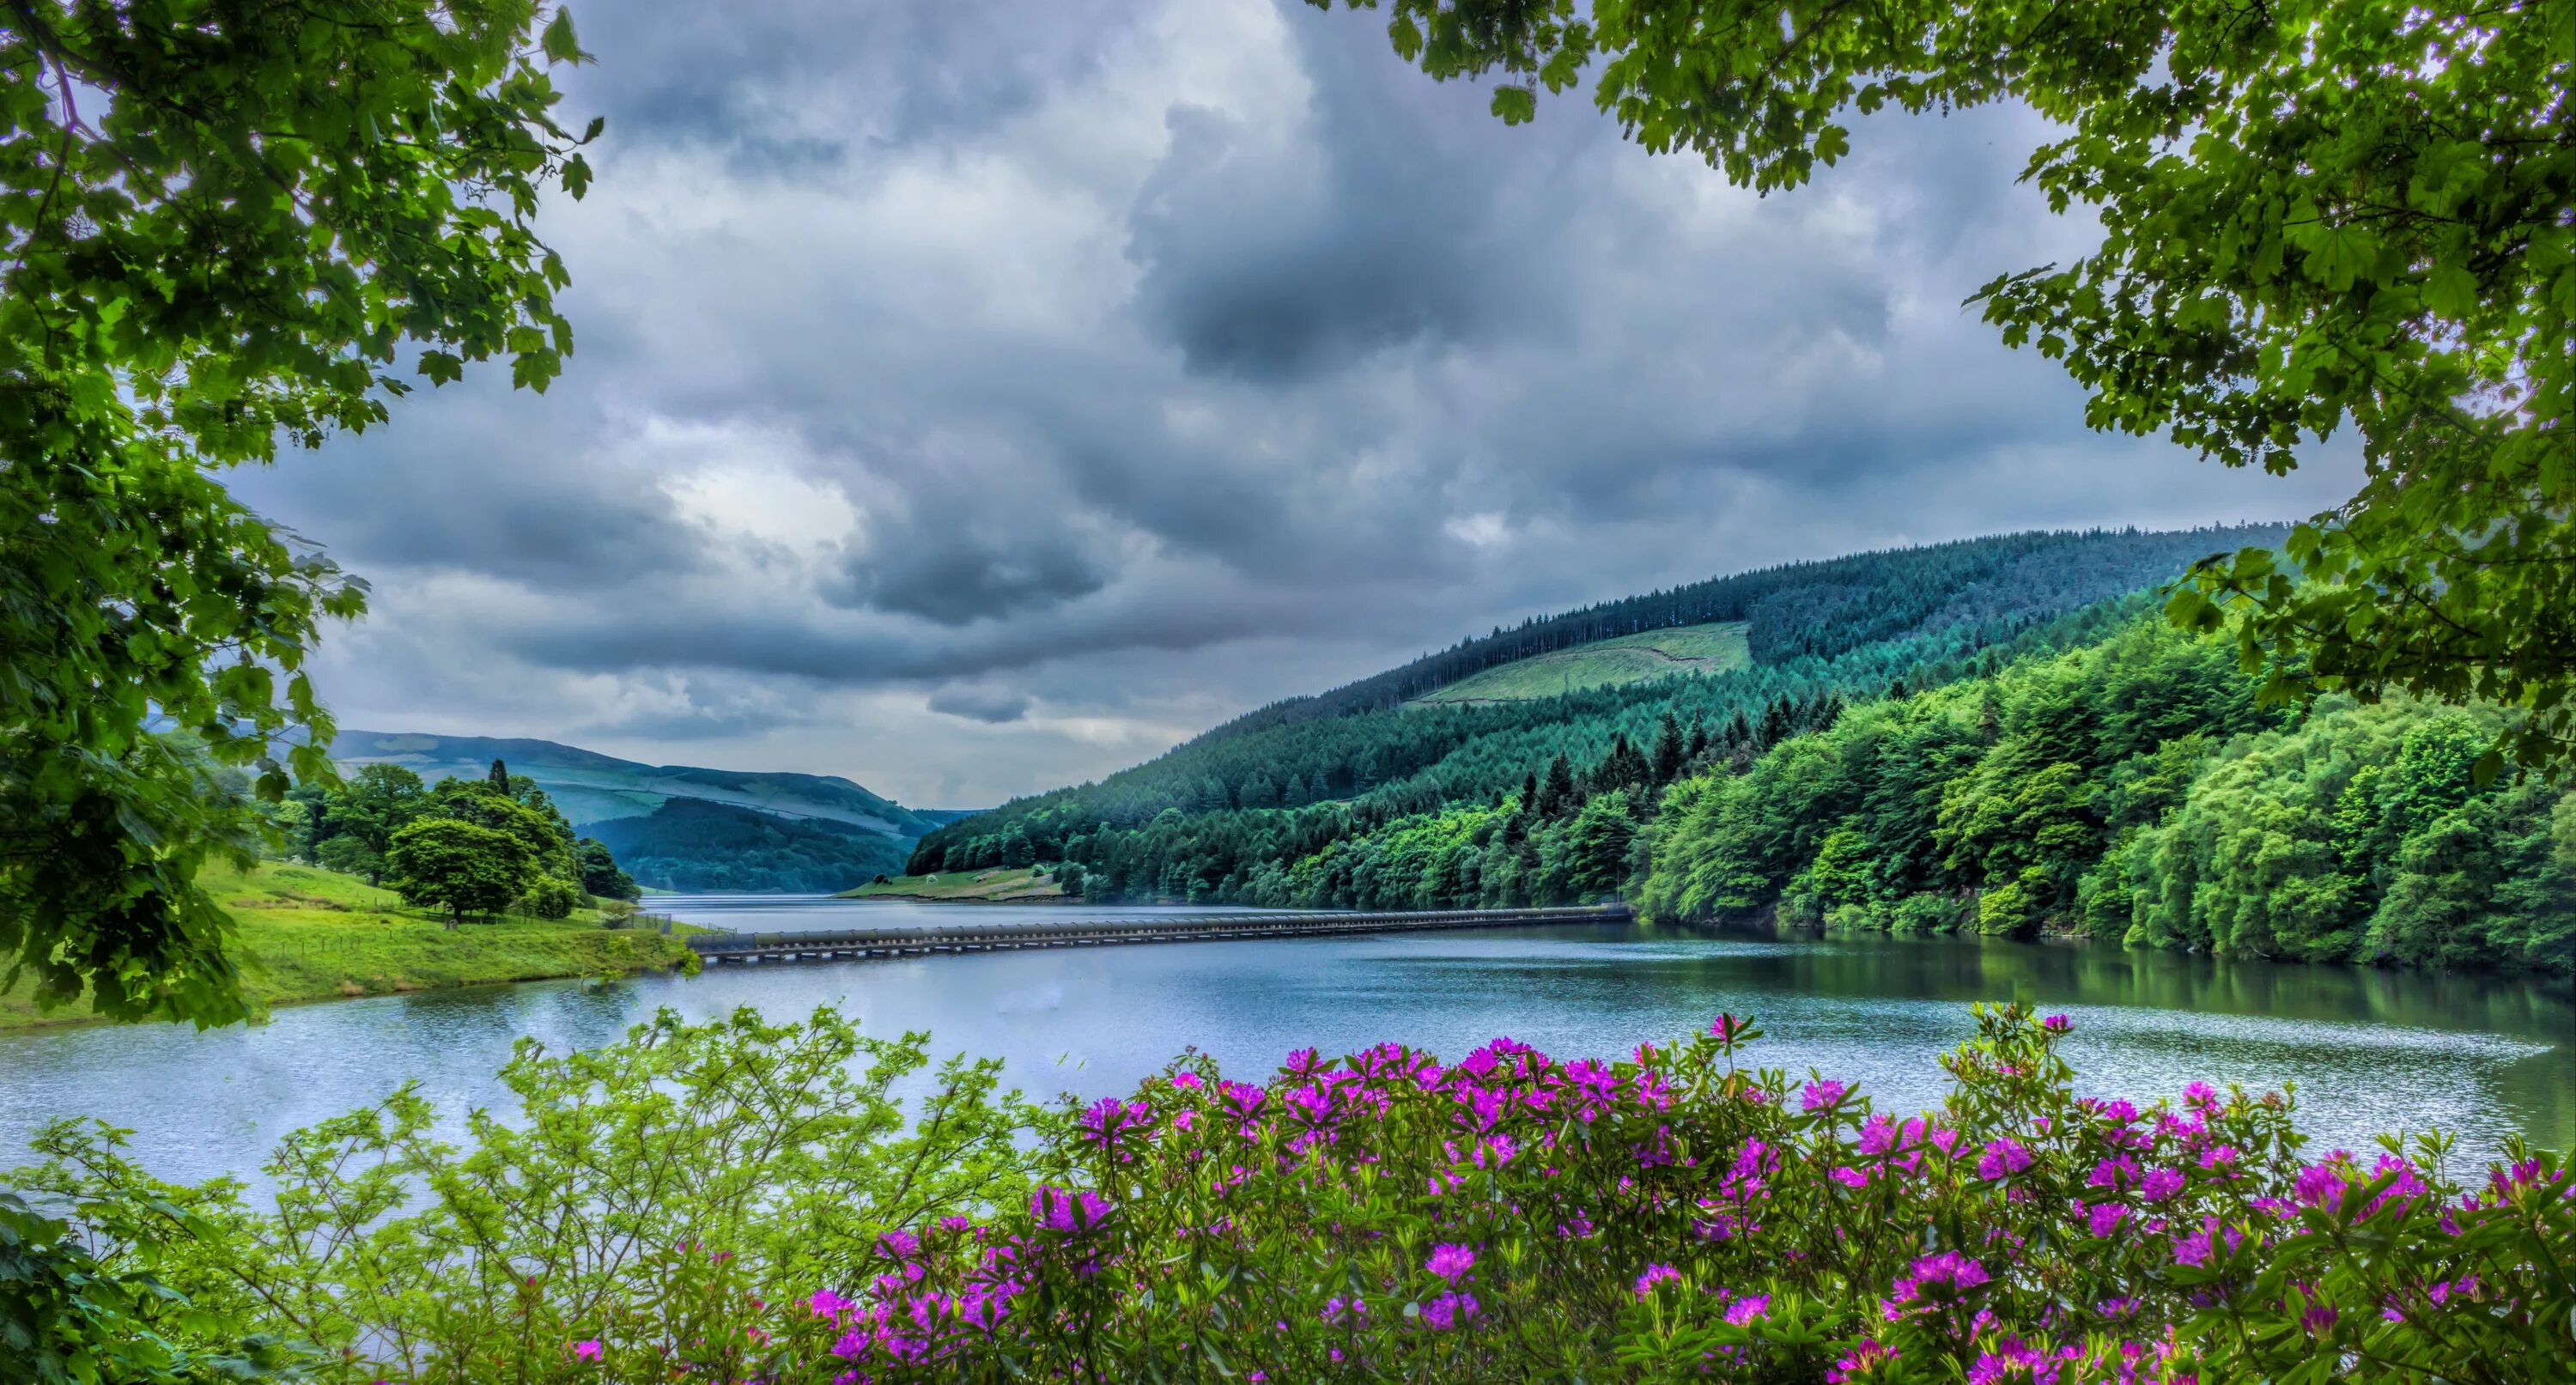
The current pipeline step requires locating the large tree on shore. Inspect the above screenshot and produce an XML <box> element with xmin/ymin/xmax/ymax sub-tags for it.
<box><xmin>0</xmin><ymin>0</ymin><xmax>596</xmax><ymax>1024</ymax></box>
<box><xmin>1318</xmin><ymin>0</ymin><xmax>2571</xmax><ymax>774</ymax></box>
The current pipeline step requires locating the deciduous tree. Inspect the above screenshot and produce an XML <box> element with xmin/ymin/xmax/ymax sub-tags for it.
<box><xmin>1319</xmin><ymin>0</ymin><xmax>2572</xmax><ymax>770</ymax></box>
<box><xmin>0</xmin><ymin>0</ymin><xmax>598</xmax><ymax>1023</ymax></box>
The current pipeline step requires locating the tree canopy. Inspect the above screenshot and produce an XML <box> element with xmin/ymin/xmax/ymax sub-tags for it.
<box><xmin>0</xmin><ymin>0</ymin><xmax>595</xmax><ymax>1023</ymax></box>
<box><xmin>1316</xmin><ymin>0</ymin><xmax>2572</xmax><ymax>772</ymax></box>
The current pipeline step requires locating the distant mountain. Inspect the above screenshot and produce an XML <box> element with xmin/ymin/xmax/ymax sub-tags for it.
<box><xmin>331</xmin><ymin>730</ymin><xmax>935</xmax><ymax>893</ymax></box>
<box><xmin>333</xmin><ymin>730</ymin><xmax>935</xmax><ymax>837</ymax></box>
<box><xmin>584</xmin><ymin>799</ymin><xmax>913</xmax><ymax>894</ymax></box>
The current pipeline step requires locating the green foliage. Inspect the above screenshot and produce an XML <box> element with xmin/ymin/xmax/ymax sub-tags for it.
<box><xmin>2125</xmin><ymin>706</ymin><xmax>2576</xmax><ymax>970</ymax></box>
<box><xmin>385</xmin><ymin>819</ymin><xmax>536</xmax><ymax>926</ymax></box>
<box><xmin>1640</xmin><ymin>618</ymin><xmax>2573</xmax><ymax>972</ymax></box>
<box><xmin>7</xmin><ymin>1007</ymin><xmax>1045</xmax><ymax>1384</ymax></box>
<box><xmin>12</xmin><ymin>1007</ymin><xmax>2567</xmax><ymax>1381</ymax></box>
<box><xmin>519</xmin><ymin>875</ymin><xmax>585</xmax><ymax>920</ymax></box>
<box><xmin>0</xmin><ymin>0</ymin><xmax>598</xmax><ymax>1025</ymax></box>
<box><xmin>0</xmin><ymin>1192</ymin><xmax>313</xmax><ymax>1385</ymax></box>
<box><xmin>1318</xmin><ymin>0</ymin><xmax>2574</xmax><ymax>768</ymax></box>
<box><xmin>574</xmin><ymin>838</ymin><xmax>641</xmax><ymax>901</ymax></box>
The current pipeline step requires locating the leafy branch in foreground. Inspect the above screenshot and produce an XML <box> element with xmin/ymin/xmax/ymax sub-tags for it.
<box><xmin>1315</xmin><ymin>0</ymin><xmax>2573</xmax><ymax>771</ymax></box>
<box><xmin>0</xmin><ymin>0</ymin><xmax>598</xmax><ymax>1024</ymax></box>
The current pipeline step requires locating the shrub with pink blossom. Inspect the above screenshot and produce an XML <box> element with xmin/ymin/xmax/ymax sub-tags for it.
<box><xmin>12</xmin><ymin>1004</ymin><xmax>2569</xmax><ymax>1383</ymax></box>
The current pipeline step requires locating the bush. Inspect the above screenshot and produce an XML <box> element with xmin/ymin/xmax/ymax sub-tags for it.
<box><xmin>519</xmin><ymin>876</ymin><xmax>585</xmax><ymax>920</ymax></box>
<box><xmin>9</xmin><ymin>1008</ymin><xmax>2567</xmax><ymax>1382</ymax></box>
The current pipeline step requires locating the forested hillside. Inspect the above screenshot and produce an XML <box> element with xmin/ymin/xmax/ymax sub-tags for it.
<box><xmin>586</xmin><ymin>799</ymin><xmax>914</xmax><ymax>893</ymax></box>
<box><xmin>910</xmin><ymin>525</ymin><xmax>2568</xmax><ymax>973</ymax></box>
<box><xmin>1638</xmin><ymin>623</ymin><xmax>2571</xmax><ymax>971</ymax></box>
<box><xmin>1181</xmin><ymin>526</ymin><xmax>2279</xmax><ymax>744</ymax></box>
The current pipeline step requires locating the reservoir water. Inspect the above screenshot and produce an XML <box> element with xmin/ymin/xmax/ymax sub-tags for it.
<box><xmin>1</xmin><ymin>896</ymin><xmax>2567</xmax><ymax>1189</ymax></box>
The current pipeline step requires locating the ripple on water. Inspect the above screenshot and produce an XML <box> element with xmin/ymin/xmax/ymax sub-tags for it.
<box><xmin>0</xmin><ymin>917</ymin><xmax>2565</xmax><ymax>1188</ymax></box>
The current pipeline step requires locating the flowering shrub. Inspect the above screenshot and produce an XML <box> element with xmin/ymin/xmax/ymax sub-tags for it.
<box><xmin>10</xmin><ymin>1004</ymin><xmax>2570</xmax><ymax>1382</ymax></box>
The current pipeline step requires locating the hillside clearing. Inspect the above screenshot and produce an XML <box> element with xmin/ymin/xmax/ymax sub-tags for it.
<box><xmin>1410</xmin><ymin>622</ymin><xmax>1751</xmax><ymax>705</ymax></box>
<box><xmin>841</xmin><ymin>866</ymin><xmax>1067</xmax><ymax>902</ymax></box>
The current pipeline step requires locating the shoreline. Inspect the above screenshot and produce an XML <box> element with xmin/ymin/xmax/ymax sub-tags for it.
<box><xmin>841</xmin><ymin>891</ymin><xmax>1076</xmax><ymax>905</ymax></box>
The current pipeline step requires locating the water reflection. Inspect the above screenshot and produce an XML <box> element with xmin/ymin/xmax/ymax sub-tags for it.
<box><xmin>0</xmin><ymin>913</ymin><xmax>2563</xmax><ymax>1191</ymax></box>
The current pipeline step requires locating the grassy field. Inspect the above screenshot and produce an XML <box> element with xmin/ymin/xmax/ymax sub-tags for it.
<box><xmin>1411</xmin><ymin>621</ymin><xmax>1751</xmax><ymax>704</ymax></box>
<box><xmin>0</xmin><ymin>862</ymin><xmax>697</xmax><ymax>1031</ymax></box>
<box><xmin>840</xmin><ymin>866</ymin><xmax>1067</xmax><ymax>902</ymax></box>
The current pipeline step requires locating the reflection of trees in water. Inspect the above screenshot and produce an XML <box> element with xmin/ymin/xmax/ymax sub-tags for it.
<box><xmin>1658</xmin><ymin>924</ymin><xmax>2573</xmax><ymax>1042</ymax></box>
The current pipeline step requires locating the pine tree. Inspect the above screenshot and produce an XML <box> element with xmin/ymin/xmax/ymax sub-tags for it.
<box><xmin>1651</xmin><ymin>710</ymin><xmax>1686</xmax><ymax>785</ymax></box>
<box><xmin>1538</xmin><ymin>752</ymin><xmax>1576</xmax><ymax>818</ymax></box>
<box><xmin>1759</xmin><ymin>697</ymin><xmax>1793</xmax><ymax>748</ymax></box>
<box><xmin>488</xmin><ymin>758</ymin><xmax>510</xmax><ymax>792</ymax></box>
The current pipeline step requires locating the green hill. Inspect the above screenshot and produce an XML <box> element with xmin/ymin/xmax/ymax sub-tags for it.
<box><xmin>584</xmin><ymin>798</ymin><xmax>914</xmax><ymax>894</ymax></box>
<box><xmin>905</xmin><ymin>525</ymin><xmax>2294</xmax><ymax>903</ymax></box>
<box><xmin>1411</xmin><ymin>622</ymin><xmax>1749</xmax><ymax>704</ymax></box>
<box><xmin>332</xmin><ymin>731</ymin><xmax>935</xmax><ymax>839</ymax></box>
<box><xmin>896</xmin><ymin>520</ymin><xmax>2569</xmax><ymax>973</ymax></box>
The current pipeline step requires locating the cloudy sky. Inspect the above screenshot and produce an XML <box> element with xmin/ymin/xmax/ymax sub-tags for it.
<box><xmin>233</xmin><ymin>0</ymin><xmax>2363</xmax><ymax>810</ymax></box>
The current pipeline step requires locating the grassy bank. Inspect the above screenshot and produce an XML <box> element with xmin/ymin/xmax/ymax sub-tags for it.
<box><xmin>0</xmin><ymin>862</ymin><xmax>697</xmax><ymax>1031</ymax></box>
<box><xmin>839</xmin><ymin>866</ymin><xmax>1066</xmax><ymax>902</ymax></box>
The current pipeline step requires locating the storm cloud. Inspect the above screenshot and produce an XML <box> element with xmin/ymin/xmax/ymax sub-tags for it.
<box><xmin>228</xmin><ymin>0</ymin><xmax>2365</xmax><ymax>809</ymax></box>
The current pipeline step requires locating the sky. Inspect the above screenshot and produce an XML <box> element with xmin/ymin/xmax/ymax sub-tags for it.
<box><xmin>231</xmin><ymin>0</ymin><xmax>2366</xmax><ymax>811</ymax></box>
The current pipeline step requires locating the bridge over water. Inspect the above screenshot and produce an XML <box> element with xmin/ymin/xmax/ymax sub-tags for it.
<box><xmin>685</xmin><ymin>903</ymin><xmax>1634</xmax><ymax>966</ymax></box>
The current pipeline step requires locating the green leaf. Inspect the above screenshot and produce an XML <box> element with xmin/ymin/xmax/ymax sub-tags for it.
<box><xmin>542</xmin><ymin>9</ymin><xmax>586</xmax><ymax>64</ymax></box>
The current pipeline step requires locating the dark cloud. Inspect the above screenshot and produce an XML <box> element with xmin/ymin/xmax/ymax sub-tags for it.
<box><xmin>826</xmin><ymin>529</ymin><xmax>1110</xmax><ymax>625</ymax></box>
<box><xmin>1123</xmin><ymin>15</ymin><xmax>1595</xmax><ymax>381</ymax></box>
<box><xmin>233</xmin><ymin>0</ymin><xmax>2365</xmax><ymax>807</ymax></box>
<box><xmin>928</xmin><ymin>684</ymin><xmax>1034</xmax><ymax>724</ymax></box>
<box><xmin>562</xmin><ymin>0</ymin><xmax>1139</xmax><ymax>154</ymax></box>
<box><xmin>232</xmin><ymin>377</ymin><xmax>699</xmax><ymax>590</ymax></box>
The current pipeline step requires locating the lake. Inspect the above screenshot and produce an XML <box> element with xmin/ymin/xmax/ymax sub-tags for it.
<box><xmin>1</xmin><ymin>897</ymin><xmax>2567</xmax><ymax>1189</ymax></box>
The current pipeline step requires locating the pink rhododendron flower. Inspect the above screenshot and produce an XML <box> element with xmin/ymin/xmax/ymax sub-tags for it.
<box><xmin>1426</xmin><ymin>1242</ymin><xmax>1475</xmax><ymax>1284</ymax></box>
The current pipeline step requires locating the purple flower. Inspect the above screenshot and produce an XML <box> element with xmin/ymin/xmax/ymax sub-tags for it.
<box><xmin>2089</xmin><ymin>1155</ymin><xmax>2138</xmax><ymax>1190</ymax></box>
<box><xmin>572</xmin><ymin>1340</ymin><xmax>603</xmax><ymax>1363</ymax></box>
<box><xmin>1078</xmin><ymin>1096</ymin><xmax>1151</xmax><ymax>1154</ymax></box>
<box><xmin>1832</xmin><ymin>1165</ymin><xmax>1870</xmax><ymax>1189</ymax></box>
<box><xmin>2084</xmin><ymin>1202</ymin><xmax>2127</xmax><ymax>1236</ymax></box>
<box><xmin>1030</xmin><ymin>1186</ymin><xmax>1110</xmax><ymax>1232</ymax></box>
<box><xmin>1633</xmin><ymin>1263</ymin><xmax>1681</xmax><ymax>1297</ymax></box>
<box><xmin>1420</xmin><ymin>1291</ymin><xmax>1479</xmax><ymax>1331</ymax></box>
<box><xmin>1723</xmin><ymin>1292</ymin><xmax>1771</xmax><ymax>1326</ymax></box>
<box><xmin>2142</xmin><ymin>1167</ymin><xmax>2185</xmax><ymax>1201</ymax></box>
<box><xmin>1828</xmin><ymin>1340</ymin><xmax>1899</xmax><ymax>1382</ymax></box>
<box><xmin>1800</xmin><ymin>1079</ymin><xmax>1847</xmax><ymax>1113</ymax></box>
<box><xmin>2042</xmin><ymin>1013</ymin><xmax>2071</xmax><ymax>1033</ymax></box>
<box><xmin>1889</xmin><ymin>1252</ymin><xmax>1989</xmax><ymax>1308</ymax></box>
<box><xmin>1426</xmin><ymin>1242</ymin><xmax>1475</xmax><ymax>1284</ymax></box>
<box><xmin>1976</xmin><ymin>1138</ymin><xmax>2033</xmax><ymax>1181</ymax></box>
<box><xmin>2172</xmin><ymin>1229</ymin><xmax>2215</xmax><ymax>1267</ymax></box>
